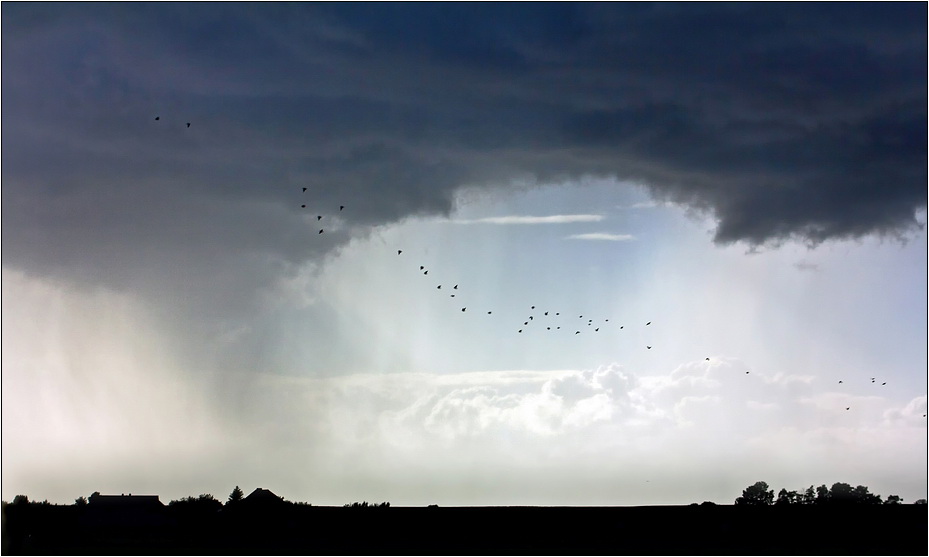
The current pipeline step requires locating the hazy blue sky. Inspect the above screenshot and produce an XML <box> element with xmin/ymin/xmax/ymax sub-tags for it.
<box><xmin>2</xmin><ymin>3</ymin><xmax>926</xmax><ymax>506</ymax></box>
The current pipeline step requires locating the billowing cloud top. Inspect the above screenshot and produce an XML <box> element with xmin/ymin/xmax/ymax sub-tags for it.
<box><xmin>2</xmin><ymin>3</ymin><xmax>926</xmax><ymax>292</ymax></box>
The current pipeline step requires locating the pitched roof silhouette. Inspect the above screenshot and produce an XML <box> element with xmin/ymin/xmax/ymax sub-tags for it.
<box><xmin>243</xmin><ymin>488</ymin><xmax>285</xmax><ymax>506</ymax></box>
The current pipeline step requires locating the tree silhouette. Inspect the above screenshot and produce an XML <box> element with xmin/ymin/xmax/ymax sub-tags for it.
<box><xmin>12</xmin><ymin>495</ymin><xmax>29</xmax><ymax>506</ymax></box>
<box><xmin>914</xmin><ymin>499</ymin><xmax>927</xmax><ymax>505</ymax></box>
<box><xmin>74</xmin><ymin>496</ymin><xmax>87</xmax><ymax>506</ymax></box>
<box><xmin>815</xmin><ymin>484</ymin><xmax>830</xmax><ymax>504</ymax></box>
<box><xmin>884</xmin><ymin>495</ymin><xmax>903</xmax><ymax>505</ymax></box>
<box><xmin>802</xmin><ymin>485</ymin><xmax>816</xmax><ymax>504</ymax></box>
<box><xmin>851</xmin><ymin>485</ymin><xmax>882</xmax><ymax>505</ymax></box>
<box><xmin>169</xmin><ymin>493</ymin><xmax>222</xmax><ymax>514</ymax></box>
<box><xmin>775</xmin><ymin>488</ymin><xmax>800</xmax><ymax>505</ymax></box>
<box><xmin>227</xmin><ymin>486</ymin><xmax>244</xmax><ymax>505</ymax></box>
<box><xmin>735</xmin><ymin>481</ymin><xmax>774</xmax><ymax>505</ymax></box>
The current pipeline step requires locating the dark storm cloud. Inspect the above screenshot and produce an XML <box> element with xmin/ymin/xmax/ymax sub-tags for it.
<box><xmin>3</xmin><ymin>3</ymin><xmax>925</xmax><ymax>293</ymax></box>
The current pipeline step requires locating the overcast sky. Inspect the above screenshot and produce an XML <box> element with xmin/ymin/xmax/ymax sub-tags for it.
<box><xmin>2</xmin><ymin>3</ymin><xmax>926</xmax><ymax>506</ymax></box>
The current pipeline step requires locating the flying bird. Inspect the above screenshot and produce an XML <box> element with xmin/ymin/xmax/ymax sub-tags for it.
<box><xmin>595</xmin><ymin>328</ymin><xmax>599</xmax><ymax>332</ymax></box>
<box><xmin>544</xmin><ymin>312</ymin><xmax>548</xmax><ymax>316</ymax></box>
<box><xmin>424</xmin><ymin>271</ymin><xmax>428</xmax><ymax>275</ymax></box>
<box><xmin>531</xmin><ymin>306</ymin><xmax>535</xmax><ymax>309</ymax></box>
<box><xmin>398</xmin><ymin>250</ymin><xmax>402</xmax><ymax>255</ymax></box>
<box><xmin>302</xmin><ymin>187</ymin><xmax>307</xmax><ymax>192</ymax></box>
<box><xmin>186</xmin><ymin>122</ymin><xmax>191</xmax><ymax>128</ymax></box>
<box><xmin>454</xmin><ymin>285</ymin><xmax>458</xmax><ymax>290</ymax></box>
<box><xmin>340</xmin><ymin>206</ymin><xmax>345</xmax><ymax>211</ymax></box>
<box><xmin>547</xmin><ymin>327</ymin><xmax>551</xmax><ymax>330</ymax></box>
<box><xmin>487</xmin><ymin>311</ymin><xmax>492</xmax><ymax>315</ymax></box>
<box><xmin>646</xmin><ymin>322</ymin><xmax>651</xmax><ymax>326</ymax></box>
<box><xmin>301</xmin><ymin>204</ymin><xmax>306</xmax><ymax>208</ymax></box>
<box><xmin>437</xmin><ymin>285</ymin><xmax>441</xmax><ymax>289</ymax></box>
<box><xmin>555</xmin><ymin>313</ymin><xmax>560</xmax><ymax>316</ymax></box>
<box><xmin>461</xmin><ymin>308</ymin><xmax>466</xmax><ymax>312</ymax></box>
<box><xmin>647</xmin><ymin>346</ymin><xmax>651</xmax><ymax>349</ymax></box>
<box><xmin>529</xmin><ymin>316</ymin><xmax>533</xmax><ymax>320</ymax></box>
<box><xmin>882</xmin><ymin>382</ymin><xmax>886</xmax><ymax>385</ymax></box>
<box><xmin>706</xmin><ymin>358</ymin><xmax>710</xmax><ymax>361</ymax></box>
<box><xmin>420</xmin><ymin>266</ymin><xmax>424</xmax><ymax>270</ymax></box>
<box><xmin>838</xmin><ymin>381</ymin><xmax>843</xmax><ymax>384</ymax></box>
<box><xmin>846</xmin><ymin>407</ymin><xmax>850</xmax><ymax>411</ymax></box>
<box><xmin>317</xmin><ymin>215</ymin><xmax>322</xmax><ymax>221</ymax></box>
<box><xmin>518</xmin><ymin>330</ymin><xmax>523</xmax><ymax>333</ymax></box>
<box><xmin>575</xmin><ymin>331</ymin><xmax>580</xmax><ymax>335</ymax></box>
<box><xmin>319</xmin><ymin>229</ymin><xmax>324</xmax><ymax>234</ymax></box>
<box><xmin>524</xmin><ymin>322</ymin><xmax>528</xmax><ymax>326</ymax></box>
<box><xmin>155</xmin><ymin>116</ymin><xmax>160</xmax><ymax>120</ymax></box>
<box><xmin>450</xmin><ymin>294</ymin><xmax>455</xmax><ymax>297</ymax></box>
<box><xmin>745</xmin><ymin>371</ymin><xmax>750</xmax><ymax>374</ymax></box>
<box><xmin>620</xmin><ymin>326</ymin><xmax>623</xmax><ymax>330</ymax></box>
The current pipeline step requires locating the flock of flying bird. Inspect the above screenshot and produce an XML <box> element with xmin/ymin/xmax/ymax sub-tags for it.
<box><xmin>294</xmin><ymin>186</ymin><xmax>683</xmax><ymax>353</ymax></box>
<box><xmin>149</xmin><ymin>114</ymin><xmax>922</xmax><ymax>420</ymax></box>
<box><xmin>288</xmin><ymin>184</ymin><xmax>925</xmax><ymax>417</ymax></box>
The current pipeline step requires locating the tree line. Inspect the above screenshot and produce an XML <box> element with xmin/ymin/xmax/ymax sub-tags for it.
<box><xmin>733</xmin><ymin>481</ymin><xmax>927</xmax><ymax>506</ymax></box>
<box><xmin>5</xmin><ymin>483</ymin><xmax>927</xmax><ymax>508</ymax></box>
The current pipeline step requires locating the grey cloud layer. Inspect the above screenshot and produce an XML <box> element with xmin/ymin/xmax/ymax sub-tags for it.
<box><xmin>2</xmin><ymin>3</ymin><xmax>925</xmax><ymax>312</ymax></box>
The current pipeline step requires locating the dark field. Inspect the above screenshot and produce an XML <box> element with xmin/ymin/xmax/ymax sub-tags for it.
<box><xmin>3</xmin><ymin>504</ymin><xmax>927</xmax><ymax>555</ymax></box>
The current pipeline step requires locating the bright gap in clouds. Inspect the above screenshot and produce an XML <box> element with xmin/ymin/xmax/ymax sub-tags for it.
<box><xmin>3</xmin><ymin>177</ymin><xmax>926</xmax><ymax>506</ymax></box>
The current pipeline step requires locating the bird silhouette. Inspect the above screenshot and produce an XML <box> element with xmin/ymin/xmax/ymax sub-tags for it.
<box><xmin>518</xmin><ymin>330</ymin><xmax>523</xmax><ymax>333</ymax></box>
<box><xmin>450</xmin><ymin>294</ymin><xmax>455</xmax><ymax>297</ymax></box>
<box><xmin>302</xmin><ymin>187</ymin><xmax>307</xmax><ymax>192</ymax></box>
<box><xmin>420</xmin><ymin>266</ymin><xmax>424</xmax><ymax>270</ymax></box>
<box><xmin>556</xmin><ymin>327</ymin><xmax>560</xmax><ymax>330</ymax></box>
<box><xmin>575</xmin><ymin>331</ymin><xmax>580</xmax><ymax>335</ymax></box>
<box><xmin>317</xmin><ymin>215</ymin><xmax>322</xmax><ymax>221</ymax></box>
<box><xmin>487</xmin><ymin>311</ymin><xmax>492</xmax><ymax>315</ymax></box>
<box><xmin>646</xmin><ymin>346</ymin><xmax>651</xmax><ymax>349</ymax></box>
<box><xmin>437</xmin><ymin>285</ymin><xmax>441</xmax><ymax>289</ymax></box>
<box><xmin>846</xmin><ymin>407</ymin><xmax>850</xmax><ymax>411</ymax></box>
<box><xmin>524</xmin><ymin>322</ymin><xmax>528</xmax><ymax>326</ymax></box>
<box><xmin>454</xmin><ymin>285</ymin><xmax>458</xmax><ymax>290</ymax></box>
<box><xmin>595</xmin><ymin>328</ymin><xmax>599</xmax><ymax>332</ymax></box>
<box><xmin>529</xmin><ymin>316</ymin><xmax>533</xmax><ymax>320</ymax></box>
<box><xmin>424</xmin><ymin>271</ymin><xmax>428</xmax><ymax>275</ymax></box>
<box><xmin>155</xmin><ymin>116</ymin><xmax>160</xmax><ymax>120</ymax></box>
<box><xmin>186</xmin><ymin>122</ymin><xmax>191</xmax><ymax>128</ymax></box>
<box><xmin>461</xmin><ymin>307</ymin><xmax>466</xmax><ymax>312</ymax></box>
<box><xmin>301</xmin><ymin>204</ymin><xmax>306</xmax><ymax>208</ymax></box>
<box><xmin>839</xmin><ymin>381</ymin><xmax>843</xmax><ymax>384</ymax></box>
<box><xmin>398</xmin><ymin>250</ymin><xmax>402</xmax><ymax>255</ymax></box>
<box><xmin>646</xmin><ymin>322</ymin><xmax>651</xmax><ymax>326</ymax></box>
<box><xmin>705</xmin><ymin>358</ymin><xmax>710</xmax><ymax>361</ymax></box>
<box><xmin>547</xmin><ymin>327</ymin><xmax>551</xmax><ymax>330</ymax></box>
<box><xmin>882</xmin><ymin>382</ymin><xmax>886</xmax><ymax>385</ymax></box>
<box><xmin>745</xmin><ymin>371</ymin><xmax>750</xmax><ymax>374</ymax></box>
<box><xmin>555</xmin><ymin>313</ymin><xmax>560</xmax><ymax>316</ymax></box>
<box><xmin>340</xmin><ymin>206</ymin><xmax>345</xmax><ymax>211</ymax></box>
<box><xmin>319</xmin><ymin>229</ymin><xmax>324</xmax><ymax>234</ymax></box>
<box><xmin>544</xmin><ymin>312</ymin><xmax>548</xmax><ymax>316</ymax></box>
<box><xmin>620</xmin><ymin>326</ymin><xmax>624</xmax><ymax>329</ymax></box>
<box><xmin>531</xmin><ymin>306</ymin><xmax>535</xmax><ymax>309</ymax></box>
